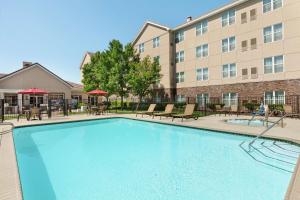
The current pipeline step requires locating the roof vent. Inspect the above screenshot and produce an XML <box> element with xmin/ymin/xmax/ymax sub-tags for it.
<box><xmin>186</xmin><ymin>16</ymin><xmax>192</xmax><ymax>22</ymax></box>
<box><xmin>23</xmin><ymin>61</ymin><xmax>32</xmax><ymax>68</ymax></box>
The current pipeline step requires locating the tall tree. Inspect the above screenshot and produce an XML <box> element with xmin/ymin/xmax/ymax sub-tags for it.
<box><xmin>128</xmin><ymin>56</ymin><xmax>161</xmax><ymax>102</ymax></box>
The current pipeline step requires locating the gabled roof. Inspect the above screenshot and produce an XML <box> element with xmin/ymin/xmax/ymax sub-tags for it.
<box><xmin>67</xmin><ymin>81</ymin><xmax>84</xmax><ymax>89</ymax></box>
<box><xmin>132</xmin><ymin>21</ymin><xmax>170</xmax><ymax>45</ymax></box>
<box><xmin>0</xmin><ymin>73</ymin><xmax>6</xmax><ymax>78</ymax></box>
<box><xmin>0</xmin><ymin>63</ymin><xmax>74</xmax><ymax>88</ymax></box>
<box><xmin>79</xmin><ymin>51</ymin><xmax>94</xmax><ymax>69</ymax></box>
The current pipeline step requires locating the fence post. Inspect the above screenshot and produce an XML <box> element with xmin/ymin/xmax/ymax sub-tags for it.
<box><xmin>48</xmin><ymin>99</ymin><xmax>52</xmax><ymax>118</ymax></box>
<box><xmin>1</xmin><ymin>99</ymin><xmax>4</xmax><ymax>122</ymax></box>
<box><xmin>204</xmin><ymin>97</ymin><xmax>207</xmax><ymax>116</ymax></box>
<box><xmin>64</xmin><ymin>99</ymin><xmax>68</xmax><ymax>116</ymax></box>
<box><xmin>297</xmin><ymin>95</ymin><xmax>300</xmax><ymax>114</ymax></box>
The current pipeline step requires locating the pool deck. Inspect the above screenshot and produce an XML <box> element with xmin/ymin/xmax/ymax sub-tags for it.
<box><xmin>1</xmin><ymin>113</ymin><xmax>300</xmax><ymax>200</ymax></box>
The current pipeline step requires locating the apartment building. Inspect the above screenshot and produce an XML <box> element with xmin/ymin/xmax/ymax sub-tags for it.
<box><xmin>132</xmin><ymin>0</ymin><xmax>300</xmax><ymax>105</ymax></box>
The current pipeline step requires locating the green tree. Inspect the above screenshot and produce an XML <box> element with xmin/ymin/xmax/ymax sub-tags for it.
<box><xmin>128</xmin><ymin>56</ymin><xmax>161</xmax><ymax>102</ymax></box>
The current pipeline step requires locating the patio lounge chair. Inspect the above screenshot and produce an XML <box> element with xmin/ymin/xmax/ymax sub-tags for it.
<box><xmin>152</xmin><ymin>104</ymin><xmax>174</xmax><ymax>119</ymax></box>
<box><xmin>136</xmin><ymin>104</ymin><xmax>156</xmax><ymax>117</ymax></box>
<box><xmin>26</xmin><ymin>107</ymin><xmax>42</xmax><ymax>121</ymax></box>
<box><xmin>229</xmin><ymin>105</ymin><xmax>239</xmax><ymax>116</ymax></box>
<box><xmin>97</xmin><ymin>105</ymin><xmax>107</xmax><ymax>115</ymax></box>
<box><xmin>216</xmin><ymin>104</ymin><xmax>229</xmax><ymax>116</ymax></box>
<box><xmin>172</xmin><ymin>104</ymin><xmax>198</xmax><ymax>122</ymax></box>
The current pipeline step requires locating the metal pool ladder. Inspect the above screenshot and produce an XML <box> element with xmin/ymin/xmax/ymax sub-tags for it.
<box><xmin>240</xmin><ymin>114</ymin><xmax>300</xmax><ymax>173</ymax></box>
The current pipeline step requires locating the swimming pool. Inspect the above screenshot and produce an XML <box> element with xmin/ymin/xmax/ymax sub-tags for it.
<box><xmin>13</xmin><ymin>118</ymin><xmax>297</xmax><ymax>200</ymax></box>
<box><xmin>225</xmin><ymin>119</ymin><xmax>272</xmax><ymax>127</ymax></box>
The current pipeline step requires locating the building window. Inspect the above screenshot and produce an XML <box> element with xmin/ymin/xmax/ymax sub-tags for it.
<box><xmin>154</xmin><ymin>56</ymin><xmax>160</xmax><ymax>64</ymax></box>
<box><xmin>223</xmin><ymin>93</ymin><xmax>238</xmax><ymax>106</ymax></box>
<box><xmin>223</xmin><ymin>63</ymin><xmax>236</xmax><ymax>78</ymax></box>
<box><xmin>138</xmin><ymin>43</ymin><xmax>144</xmax><ymax>53</ymax></box>
<box><xmin>176</xmin><ymin>51</ymin><xmax>185</xmax><ymax>63</ymax></box>
<box><xmin>154</xmin><ymin>94</ymin><xmax>162</xmax><ymax>103</ymax></box>
<box><xmin>241</xmin><ymin>40</ymin><xmax>248</xmax><ymax>52</ymax></box>
<box><xmin>264</xmin><ymin>55</ymin><xmax>284</xmax><ymax>74</ymax></box>
<box><xmin>196</xmin><ymin>67</ymin><xmax>209</xmax><ymax>81</ymax></box>
<box><xmin>153</xmin><ymin>37</ymin><xmax>160</xmax><ymax>48</ymax></box>
<box><xmin>196</xmin><ymin>93</ymin><xmax>209</xmax><ymax>106</ymax></box>
<box><xmin>250</xmin><ymin>9</ymin><xmax>257</xmax><ymax>21</ymax></box>
<box><xmin>251</xmin><ymin>38</ymin><xmax>257</xmax><ymax>49</ymax></box>
<box><xmin>196</xmin><ymin>44</ymin><xmax>209</xmax><ymax>58</ymax></box>
<box><xmin>222</xmin><ymin>36</ymin><xmax>236</xmax><ymax>53</ymax></box>
<box><xmin>176</xmin><ymin>72</ymin><xmax>185</xmax><ymax>83</ymax></box>
<box><xmin>242</xmin><ymin>68</ymin><xmax>248</xmax><ymax>79</ymax></box>
<box><xmin>241</xmin><ymin>12</ymin><xmax>247</xmax><ymax>24</ymax></box>
<box><xmin>251</xmin><ymin>67</ymin><xmax>258</xmax><ymax>79</ymax></box>
<box><xmin>264</xmin><ymin>91</ymin><xmax>285</xmax><ymax>105</ymax></box>
<box><xmin>222</xmin><ymin>10</ymin><xmax>235</xmax><ymax>27</ymax></box>
<box><xmin>263</xmin><ymin>0</ymin><xmax>282</xmax><ymax>13</ymax></box>
<box><xmin>196</xmin><ymin>20</ymin><xmax>208</xmax><ymax>36</ymax></box>
<box><xmin>264</xmin><ymin>23</ymin><xmax>283</xmax><ymax>43</ymax></box>
<box><xmin>176</xmin><ymin>95</ymin><xmax>186</xmax><ymax>103</ymax></box>
<box><xmin>175</xmin><ymin>31</ymin><xmax>184</xmax><ymax>43</ymax></box>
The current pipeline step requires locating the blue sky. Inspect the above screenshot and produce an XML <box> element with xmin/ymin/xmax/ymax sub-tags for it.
<box><xmin>0</xmin><ymin>0</ymin><xmax>230</xmax><ymax>83</ymax></box>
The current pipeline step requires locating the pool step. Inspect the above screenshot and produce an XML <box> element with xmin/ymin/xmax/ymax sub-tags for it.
<box><xmin>240</xmin><ymin>140</ymin><xmax>300</xmax><ymax>173</ymax></box>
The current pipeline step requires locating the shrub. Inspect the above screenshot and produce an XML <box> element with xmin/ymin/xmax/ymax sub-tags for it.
<box><xmin>243</xmin><ymin>103</ymin><xmax>259</xmax><ymax>112</ymax></box>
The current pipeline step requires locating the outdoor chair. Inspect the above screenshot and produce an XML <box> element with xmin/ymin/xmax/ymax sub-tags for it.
<box><xmin>97</xmin><ymin>105</ymin><xmax>107</xmax><ymax>115</ymax></box>
<box><xmin>153</xmin><ymin>104</ymin><xmax>174</xmax><ymax>119</ymax></box>
<box><xmin>136</xmin><ymin>104</ymin><xmax>156</xmax><ymax>117</ymax></box>
<box><xmin>26</xmin><ymin>107</ymin><xmax>42</xmax><ymax>121</ymax></box>
<box><xmin>229</xmin><ymin>105</ymin><xmax>239</xmax><ymax>116</ymax></box>
<box><xmin>172</xmin><ymin>104</ymin><xmax>198</xmax><ymax>122</ymax></box>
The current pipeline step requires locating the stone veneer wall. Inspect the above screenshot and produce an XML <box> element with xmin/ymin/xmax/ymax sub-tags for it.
<box><xmin>176</xmin><ymin>79</ymin><xmax>300</xmax><ymax>98</ymax></box>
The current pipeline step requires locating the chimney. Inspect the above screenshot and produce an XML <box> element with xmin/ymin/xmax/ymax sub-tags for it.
<box><xmin>186</xmin><ymin>16</ymin><xmax>192</xmax><ymax>22</ymax></box>
<box><xmin>23</xmin><ymin>61</ymin><xmax>32</xmax><ymax>68</ymax></box>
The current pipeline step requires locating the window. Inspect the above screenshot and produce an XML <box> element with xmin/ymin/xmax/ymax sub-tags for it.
<box><xmin>176</xmin><ymin>95</ymin><xmax>186</xmax><ymax>103</ymax></box>
<box><xmin>153</xmin><ymin>37</ymin><xmax>160</xmax><ymax>48</ymax></box>
<box><xmin>196</xmin><ymin>44</ymin><xmax>209</xmax><ymax>58</ymax></box>
<box><xmin>223</xmin><ymin>63</ymin><xmax>236</xmax><ymax>78</ymax></box>
<box><xmin>138</xmin><ymin>43</ymin><xmax>144</xmax><ymax>53</ymax></box>
<box><xmin>263</xmin><ymin>0</ymin><xmax>282</xmax><ymax>13</ymax></box>
<box><xmin>154</xmin><ymin>94</ymin><xmax>162</xmax><ymax>103</ymax></box>
<box><xmin>175</xmin><ymin>31</ymin><xmax>184</xmax><ymax>43</ymax></box>
<box><xmin>264</xmin><ymin>55</ymin><xmax>284</xmax><ymax>74</ymax></box>
<box><xmin>176</xmin><ymin>51</ymin><xmax>184</xmax><ymax>63</ymax></box>
<box><xmin>251</xmin><ymin>67</ymin><xmax>258</xmax><ymax>79</ymax></box>
<box><xmin>264</xmin><ymin>91</ymin><xmax>285</xmax><ymax>105</ymax></box>
<box><xmin>241</xmin><ymin>40</ymin><xmax>247</xmax><ymax>52</ymax></box>
<box><xmin>154</xmin><ymin>56</ymin><xmax>160</xmax><ymax>64</ymax></box>
<box><xmin>222</xmin><ymin>10</ymin><xmax>236</xmax><ymax>27</ymax></box>
<box><xmin>264</xmin><ymin>23</ymin><xmax>283</xmax><ymax>43</ymax></box>
<box><xmin>4</xmin><ymin>95</ymin><xmax>18</xmax><ymax>106</ymax></box>
<box><xmin>176</xmin><ymin>72</ymin><xmax>185</xmax><ymax>83</ymax></box>
<box><xmin>223</xmin><ymin>93</ymin><xmax>238</xmax><ymax>106</ymax></box>
<box><xmin>196</xmin><ymin>20</ymin><xmax>208</xmax><ymax>36</ymax></box>
<box><xmin>251</xmin><ymin>38</ymin><xmax>257</xmax><ymax>49</ymax></box>
<box><xmin>196</xmin><ymin>67</ymin><xmax>209</xmax><ymax>81</ymax></box>
<box><xmin>241</xmin><ymin>12</ymin><xmax>247</xmax><ymax>24</ymax></box>
<box><xmin>242</xmin><ymin>68</ymin><xmax>248</xmax><ymax>79</ymax></box>
<box><xmin>250</xmin><ymin>9</ymin><xmax>257</xmax><ymax>21</ymax></box>
<box><xmin>222</xmin><ymin>36</ymin><xmax>236</xmax><ymax>53</ymax></box>
<box><xmin>196</xmin><ymin>93</ymin><xmax>209</xmax><ymax>106</ymax></box>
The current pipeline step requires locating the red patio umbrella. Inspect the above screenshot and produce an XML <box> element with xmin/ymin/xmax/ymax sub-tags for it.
<box><xmin>87</xmin><ymin>89</ymin><xmax>108</xmax><ymax>96</ymax></box>
<box><xmin>18</xmin><ymin>88</ymin><xmax>48</xmax><ymax>95</ymax></box>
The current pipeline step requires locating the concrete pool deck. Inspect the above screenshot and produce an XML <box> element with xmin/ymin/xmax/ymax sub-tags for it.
<box><xmin>0</xmin><ymin>113</ymin><xmax>299</xmax><ymax>200</ymax></box>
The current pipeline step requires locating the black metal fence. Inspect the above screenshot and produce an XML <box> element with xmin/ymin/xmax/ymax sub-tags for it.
<box><xmin>1</xmin><ymin>95</ymin><xmax>300</xmax><ymax>122</ymax></box>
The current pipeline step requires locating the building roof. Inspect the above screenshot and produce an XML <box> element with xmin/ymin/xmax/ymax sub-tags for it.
<box><xmin>132</xmin><ymin>21</ymin><xmax>170</xmax><ymax>45</ymax></box>
<box><xmin>0</xmin><ymin>63</ymin><xmax>82</xmax><ymax>89</ymax></box>
<box><xmin>79</xmin><ymin>51</ymin><xmax>95</xmax><ymax>69</ymax></box>
<box><xmin>173</xmin><ymin>0</ymin><xmax>249</xmax><ymax>31</ymax></box>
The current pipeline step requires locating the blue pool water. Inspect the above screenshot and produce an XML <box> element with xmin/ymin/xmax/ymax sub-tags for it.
<box><xmin>13</xmin><ymin>118</ymin><xmax>295</xmax><ymax>200</ymax></box>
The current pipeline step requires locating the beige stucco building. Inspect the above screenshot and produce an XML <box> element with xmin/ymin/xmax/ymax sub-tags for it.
<box><xmin>0</xmin><ymin>62</ymin><xmax>87</xmax><ymax>110</ymax></box>
<box><xmin>131</xmin><ymin>0</ymin><xmax>300</xmax><ymax>105</ymax></box>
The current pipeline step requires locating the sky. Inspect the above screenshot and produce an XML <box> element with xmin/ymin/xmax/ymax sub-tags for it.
<box><xmin>0</xmin><ymin>0</ymin><xmax>230</xmax><ymax>83</ymax></box>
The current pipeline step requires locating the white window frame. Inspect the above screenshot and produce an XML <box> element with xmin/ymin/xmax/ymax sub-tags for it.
<box><xmin>176</xmin><ymin>95</ymin><xmax>186</xmax><ymax>103</ymax></box>
<box><xmin>196</xmin><ymin>44</ymin><xmax>209</xmax><ymax>58</ymax></box>
<box><xmin>176</xmin><ymin>72</ymin><xmax>185</xmax><ymax>83</ymax></box>
<box><xmin>264</xmin><ymin>23</ymin><xmax>283</xmax><ymax>43</ymax></box>
<box><xmin>264</xmin><ymin>90</ymin><xmax>285</xmax><ymax>105</ymax></box>
<box><xmin>263</xmin><ymin>0</ymin><xmax>283</xmax><ymax>13</ymax></box>
<box><xmin>153</xmin><ymin>37</ymin><xmax>160</xmax><ymax>48</ymax></box>
<box><xmin>196</xmin><ymin>67</ymin><xmax>209</xmax><ymax>81</ymax></box>
<box><xmin>222</xmin><ymin>93</ymin><xmax>238</xmax><ymax>106</ymax></box>
<box><xmin>264</xmin><ymin>55</ymin><xmax>284</xmax><ymax>74</ymax></box>
<box><xmin>222</xmin><ymin>10</ymin><xmax>236</xmax><ymax>27</ymax></box>
<box><xmin>196</xmin><ymin>93</ymin><xmax>209</xmax><ymax>106</ymax></box>
<box><xmin>138</xmin><ymin>43</ymin><xmax>144</xmax><ymax>53</ymax></box>
<box><xmin>175</xmin><ymin>31</ymin><xmax>184</xmax><ymax>43</ymax></box>
<box><xmin>222</xmin><ymin>36</ymin><xmax>235</xmax><ymax>53</ymax></box>
<box><xmin>222</xmin><ymin>63</ymin><xmax>237</xmax><ymax>78</ymax></box>
<box><xmin>196</xmin><ymin>20</ymin><xmax>208</xmax><ymax>36</ymax></box>
<box><xmin>176</xmin><ymin>51</ymin><xmax>185</xmax><ymax>63</ymax></box>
